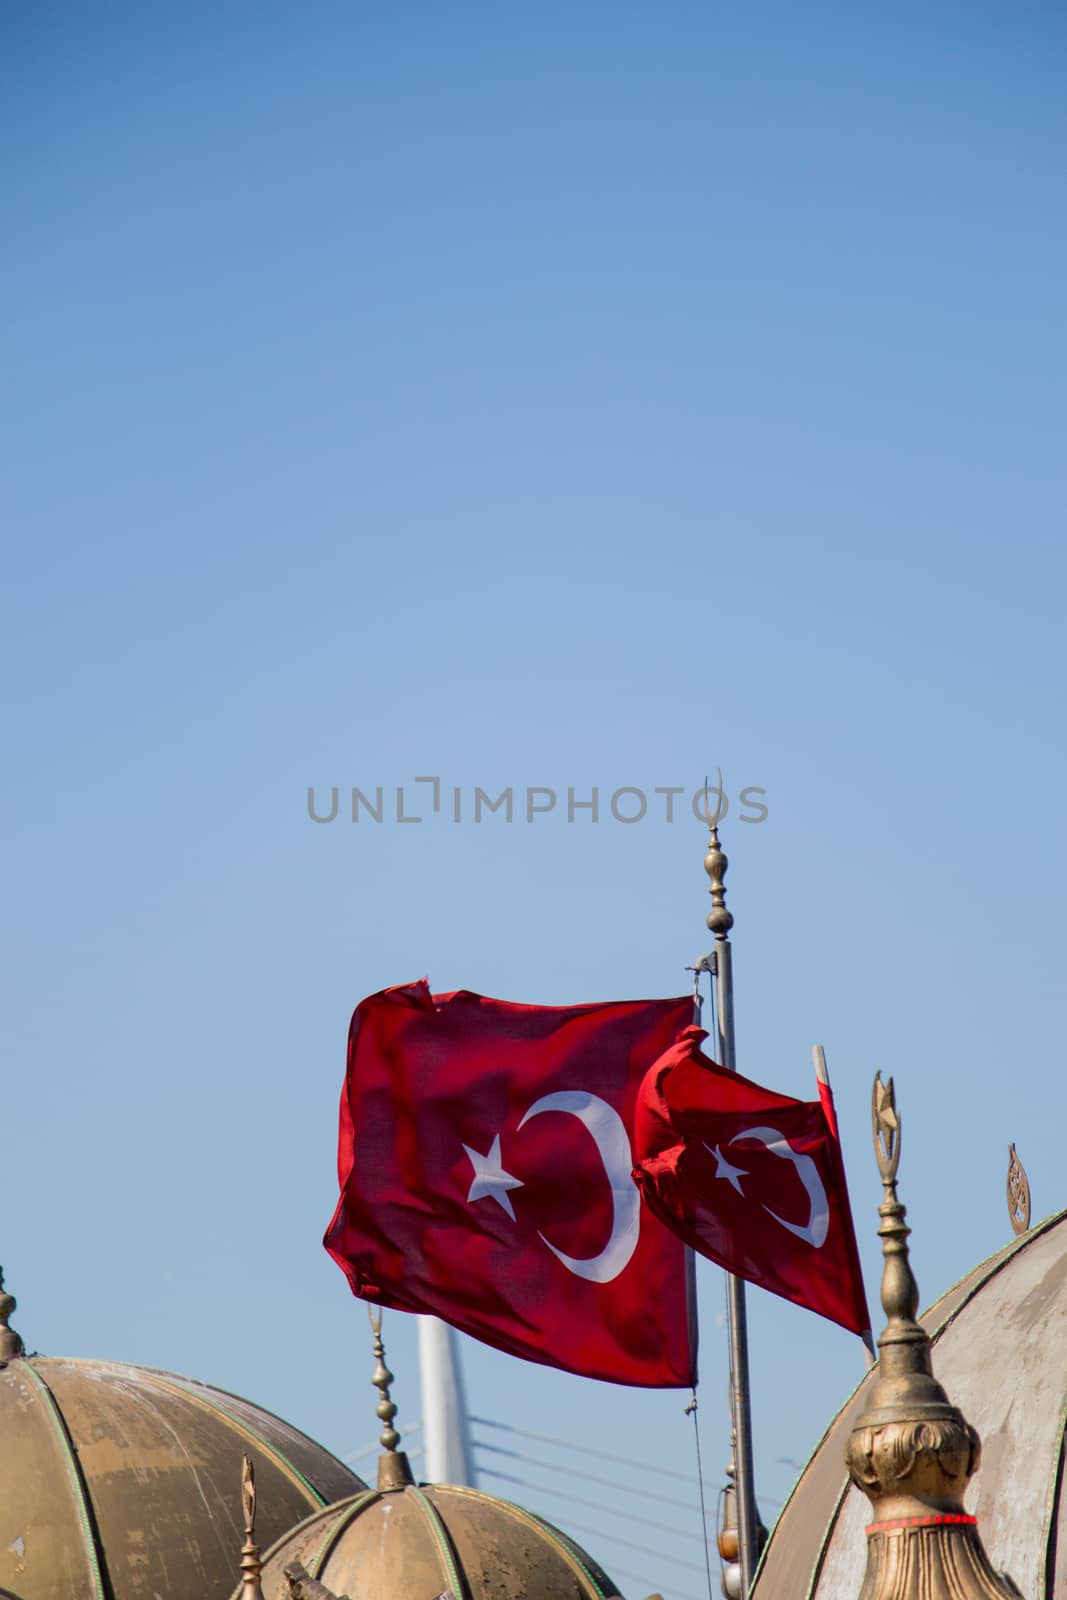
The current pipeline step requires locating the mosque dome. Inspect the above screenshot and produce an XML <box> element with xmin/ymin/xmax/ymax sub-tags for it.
<box><xmin>245</xmin><ymin>1481</ymin><xmax>623</xmax><ymax>1600</ymax></box>
<box><xmin>0</xmin><ymin>1272</ymin><xmax>366</xmax><ymax>1600</ymax></box>
<box><xmin>233</xmin><ymin>1314</ymin><xmax>625</xmax><ymax>1600</ymax></box>
<box><xmin>753</xmin><ymin>1205</ymin><xmax>1067</xmax><ymax>1600</ymax></box>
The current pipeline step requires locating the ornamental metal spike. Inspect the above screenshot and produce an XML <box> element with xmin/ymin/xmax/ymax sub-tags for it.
<box><xmin>368</xmin><ymin>1304</ymin><xmax>413</xmax><ymax>1491</ymax></box>
<box><xmin>702</xmin><ymin>770</ymin><xmax>734</xmax><ymax>940</ymax></box>
<box><xmin>239</xmin><ymin>1455</ymin><xmax>265</xmax><ymax>1600</ymax></box>
<box><xmin>1006</xmin><ymin>1143</ymin><xmax>1031</xmax><ymax>1237</ymax></box>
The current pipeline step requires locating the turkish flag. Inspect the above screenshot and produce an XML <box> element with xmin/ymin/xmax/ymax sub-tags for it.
<box><xmin>324</xmin><ymin>981</ymin><xmax>696</xmax><ymax>1386</ymax></box>
<box><xmin>632</xmin><ymin>1027</ymin><xmax>870</xmax><ymax>1336</ymax></box>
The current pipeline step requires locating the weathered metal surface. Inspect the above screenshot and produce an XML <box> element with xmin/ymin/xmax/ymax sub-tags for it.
<box><xmin>158</xmin><ymin>1367</ymin><xmax>364</xmax><ymax>1507</ymax></box>
<box><xmin>0</xmin><ymin>1353</ymin><xmax>366</xmax><ymax>1600</ymax></box>
<box><xmin>752</xmin><ymin>1207</ymin><xmax>1067</xmax><ymax>1600</ymax></box>
<box><xmin>248</xmin><ymin>1482</ymin><xmax>624</xmax><ymax>1600</ymax></box>
<box><xmin>283</xmin><ymin>1563</ymin><xmax>351</xmax><ymax>1600</ymax></box>
<box><xmin>0</xmin><ymin>1360</ymin><xmax>100</xmax><ymax>1597</ymax></box>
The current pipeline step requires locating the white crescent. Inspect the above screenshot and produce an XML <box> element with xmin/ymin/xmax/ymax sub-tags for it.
<box><xmin>517</xmin><ymin>1090</ymin><xmax>640</xmax><ymax>1283</ymax></box>
<box><xmin>732</xmin><ymin>1125</ymin><xmax>829</xmax><ymax>1249</ymax></box>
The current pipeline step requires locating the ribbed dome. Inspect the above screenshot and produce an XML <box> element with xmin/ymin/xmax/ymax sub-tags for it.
<box><xmin>0</xmin><ymin>1346</ymin><xmax>366</xmax><ymax>1600</ymax></box>
<box><xmin>753</xmin><ymin>1207</ymin><xmax>1067</xmax><ymax>1600</ymax></box>
<box><xmin>244</xmin><ymin>1480</ymin><xmax>624</xmax><ymax>1599</ymax></box>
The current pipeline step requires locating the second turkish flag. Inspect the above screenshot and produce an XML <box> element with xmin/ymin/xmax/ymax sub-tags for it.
<box><xmin>324</xmin><ymin>981</ymin><xmax>696</xmax><ymax>1386</ymax></box>
<box><xmin>632</xmin><ymin>1027</ymin><xmax>870</xmax><ymax>1335</ymax></box>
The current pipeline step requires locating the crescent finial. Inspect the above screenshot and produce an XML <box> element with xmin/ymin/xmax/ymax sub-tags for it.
<box><xmin>871</xmin><ymin>1072</ymin><xmax>900</xmax><ymax>1186</ymax></box>
<box><xmin>1007</xmin><ymin>1143</ymin><xmax>1031</xmax><ymax>1236</ymax></box>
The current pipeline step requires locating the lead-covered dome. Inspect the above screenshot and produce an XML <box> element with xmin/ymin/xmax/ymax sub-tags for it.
<box><xmin>753</xmin><ymin>1208</ymin><xmax>1067</xmax><ymax>1600</ymax></box>
<box><xmin>0</xmin><ymin>1275</ymin><xmax>365</xmax><ymax>1600</ymax></box>
<box><xmin>245</xmin><ymin>1479</ymin><xmax>623</xmax><ymax>1600</ymax></box>
<box><xmin>239</xmin><ymin>1315</ymin><xmax>625</xmax><ymax>1600</ymax></box>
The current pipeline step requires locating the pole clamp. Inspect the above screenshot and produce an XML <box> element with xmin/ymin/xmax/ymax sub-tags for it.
<box><xmin>687</xmin><ymin>952</ymin><xmax>718</xmax><ymax>977</ymax></box>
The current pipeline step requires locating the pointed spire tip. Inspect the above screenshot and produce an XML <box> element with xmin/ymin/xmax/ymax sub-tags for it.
<box><xmin>368</xmin><ymin>1304</ymin><xmax>413</xmax><ymax>1490</ymax></box>
<box><xmin>702</xmin><ymin>771</ymin><xmax>733</xmax><ymax>939</ymax></box>
<box><xmin>238</xmin><ymin>1454</ymin><xmax>265</xmax><ymax>1599</ymax></box>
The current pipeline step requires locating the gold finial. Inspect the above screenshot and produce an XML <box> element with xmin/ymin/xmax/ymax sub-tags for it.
<box><xmin>702</xmin><ymin>771</ymin><xmax>733</xmax><ymax>940</ymax></box>
<box><xmin>844</xmin><ymin>1075</ymin><xmax>1021</xmax><ymax>1599</ymax></box>
<box><xmin>868</xmin><ymin>1074</ymin><xmax>921</xmax><ymax>1337</ymax></box>
<box><xmin>0</xmin><ymin>1268</ymin><xmax>25</xmax><ymax>1365</ymax></box>
<box><xmin>1006</xmin><ymin>1144</ymin><xmax>1031</xmax><ymax>1237</ymax></box>
<box><xmin>368</xmin><ymin>1304</ymin><xmax>413</xmax><ymax>1491</ymax></box>
<box><xmin>238</xmin><ymin>1455</ymin><xmax>266</xmax><ymax>1600</ymax></box>
<box><xmin>871</xmin><ymin>1074</ymin><xmax>900</xmax><ymax>1185</ymax></box>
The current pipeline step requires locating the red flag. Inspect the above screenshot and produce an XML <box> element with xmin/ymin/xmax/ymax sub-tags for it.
<box><xmin>324</xmin><ymin>981</ymin><xmax>696</xmax><ymax>1386</ymax></box>
<box><xmin>632</xmin><ymin>1026</ymin><xmax>870</xmax><ymax>1336</ymax></box>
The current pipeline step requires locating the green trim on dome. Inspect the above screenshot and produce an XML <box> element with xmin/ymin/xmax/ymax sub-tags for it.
<box><xmin>40</xmin><ymin>1355</ymin><xmax>353</xmax><ymax>1508</ymax></box>
<box><xmin>446</xmin><ymin>1488</ymin><xmax>614</xmax><ymax>1599</ymax></box>
<box><xmin>20</xmin><ymin>1361</ymin><xmax>109</xmax><ymax>1600</ymax></box>
<box><xmin>253</xmin><ymin>1492</ymin><xmax>368</xmax><ymax>1570</ymax></box>
<box><xmin>521</xmin><ymin>1506</ymin><xmax>615</xmax><ymax>1598</ymax></box>
<box><xmin>924</xmin><ymin>1207</ymin><xmax>1067</xmax><ymax>1339</ymax></box>
<box><xmin>1038</xmin><ymin>1393</ymin><xmax>1067</xmax><ymax>1595</ymax></box>
<box><xmin>306</xmin><ymin>1492</ymin><xmax>381</xmax><ymax>1576</ymax></box>
<box><xmin>409</xmin><ymin>1486</ymin><xmax>471</xmax><ymax>1600</ymax></box>
<box><xmin>147</xmin><ymin>1369</ymin><xmax>330</xmax><ymax>1506</ymax></box>
<box><xmin>243</xmin><ymin>1476</ymin><xmax>629</xmax><ymax>1600</ymax></box>
<box><xmin>798</xmin><ymin>1474</ymin><xmax>850</xmax><ymax>1600</ymax></box>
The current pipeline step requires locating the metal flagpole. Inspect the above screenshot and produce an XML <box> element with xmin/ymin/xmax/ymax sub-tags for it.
<box><xmin>814</xmin><ymin>1044</ymin><xmax>877</xmax><ymax>1368</ymax></box>
<box><xmin>704</xmin><ymin>806</ymin><xmax>761</xmax><ymax>1599</ymax></box>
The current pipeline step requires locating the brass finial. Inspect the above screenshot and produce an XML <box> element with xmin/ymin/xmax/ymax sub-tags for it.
<box><xmin>844</xmin><ymin>1075</ymin><xmax>1021</xmax><ymax>1599</ymax></box>
<box><xmin>0</xmin><ymin>1268</ymin><xmax>25</xmax><ymax>1365</ymax></box>
<box><xmin>368</xmin><ymin>1304</ymin><xmax>413</xmax><ymax>1491</ymax></box>
<box><xmin>239</xmin><ymin>1455</ymin><xmax>266</xmax><ymax>1600</ymax></box>
<box><xmin>702</xmin><ymin>772</ymin><xmax>733</xmax><ymax>940</ymax></box>
<box><xmin>1006</xmin><ymin>1144</ymin><xmax>1031</xmax><ymax>1236</ymax></box>
<box><xmin>872</xmin><ymin>1074</ymin><xmax>900</xmax><ymax>1185</ymax></box>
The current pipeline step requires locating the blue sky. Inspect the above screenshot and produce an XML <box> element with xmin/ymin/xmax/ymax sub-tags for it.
<box><xmin>4</xmin><ymin>7</ymin><xmax>1066</xmax><ymax>1597</ymax></box>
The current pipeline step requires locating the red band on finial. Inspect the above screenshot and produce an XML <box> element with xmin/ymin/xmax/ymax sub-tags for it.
<box><xmin>866</xmin><ymin>1513</ymin><xmax>978</xmax><ymax>1537</ymax></box>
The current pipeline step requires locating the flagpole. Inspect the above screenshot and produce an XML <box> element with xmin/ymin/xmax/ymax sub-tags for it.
<box><xmin>705</xmin><ymin>814</ymin><xmax>761</xmax><ymax>1599</ymax></box>
<box><xmin>814</xmin><ymin>1044</ymin><xmax>877</xmax><ymax>1368</ymax></box>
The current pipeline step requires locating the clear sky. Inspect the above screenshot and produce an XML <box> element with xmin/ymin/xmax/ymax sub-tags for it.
<box><xmin>4</xmin><ymin>7</ymin><xmax>1066</xmax><ymax>1598</ymax></box>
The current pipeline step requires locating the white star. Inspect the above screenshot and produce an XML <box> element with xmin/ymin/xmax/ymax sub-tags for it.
<box><xmin>462</xmin><ymin>1134</ymin><xmax>524</xmax><ymax>1221</ymax></box>
<box><xmin>707</xmin><ymin>1143</ymin><xmax>748</xmax><ymax>1195</ymax></box>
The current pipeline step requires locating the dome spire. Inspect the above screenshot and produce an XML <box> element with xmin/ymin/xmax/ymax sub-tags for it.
<box><xmin>239</xmin><ymin>1455</ymin><xmax>266</xmax><ymax>1600</ymax></box>
<box><xmin>368</xmin><ymin>1305</ymin><xmax>413</xmax><ymax>1491</ymax></box>
<box><xmin>845</xmin><ymin>1074</ymin><xmax>1022</xmax><ymax>1599</ymax></box>
<box><xmin>0</xmin><ymin>1267</ymin><xmax>24</xmax><ymax>1364</ymax></box>
<box><xmin>1006</xmin><ymin>1143</ymin><xmax>1031</xmax><ymax>1236</ymax></box>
